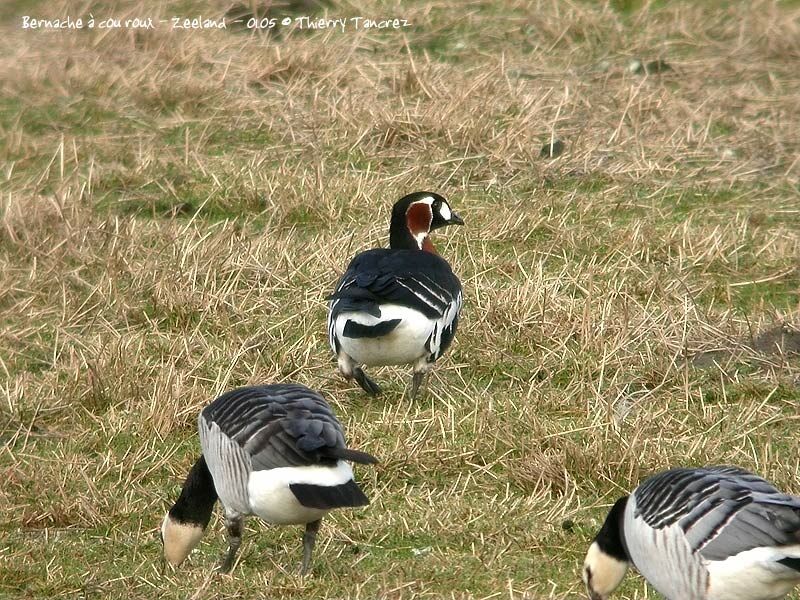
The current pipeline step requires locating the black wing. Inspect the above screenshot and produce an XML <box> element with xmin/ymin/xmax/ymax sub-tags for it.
<box><xmin>328</xmin><ymin>248</ymin><xmax>462</xmax><ymax>321</ymax></box>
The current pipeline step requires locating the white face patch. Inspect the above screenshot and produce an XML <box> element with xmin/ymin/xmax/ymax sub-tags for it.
<box><xmin>583</xmin><ymin>541</ymin><xmax>628</xmax><ymax>598</ymax></box>
<box><xmin>162</xmin><ymin>514</ymin><xmax>206</xmax><ymax>567</ymax></box>
<box><xmin>438</xmin><ymin>203</ymin><xmax>452</xmax><ymax>221</ymax></box>
<box><xmin>405</xmin><ymin>197</ymin><xmax>435</xmax><ymax>214</ymax></box>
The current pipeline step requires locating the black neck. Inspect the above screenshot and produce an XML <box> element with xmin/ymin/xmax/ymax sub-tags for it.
<box><xmin>389</xmin><ymin>207</ymin><xmax>421</xmax><ymax>250</ymax></box>
<box><xmin>168</xmin><ymin>455</ymin><xmax>218</xmax><ymax>528</ymax></box>
<box><xmin>595</xmin><ymin>496</ymin><xmax>630</xmax><ymax>562</ymax></box>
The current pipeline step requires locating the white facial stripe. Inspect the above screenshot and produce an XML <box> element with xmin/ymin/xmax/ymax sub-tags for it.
<box><xmin>406</xmin><ymin>197</ymin><xmax>435</xmax><ymax>214</ymax></box>
<box><xmin>408</xmin><ymin>196</ymin><xmax>451</xmax><ymax>222</ymax></box>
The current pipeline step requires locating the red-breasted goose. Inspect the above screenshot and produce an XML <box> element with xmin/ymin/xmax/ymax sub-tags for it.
<box><xmin>327</xmin><ymin>191</ymin><xmax>463</xmax><ymax>398</ymax></box>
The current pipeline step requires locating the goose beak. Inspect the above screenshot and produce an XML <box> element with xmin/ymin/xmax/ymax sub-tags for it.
<box><xmin>448</xmin><ymin>212</ymin><xmax>464</xmax><ymax>226</ymax></box>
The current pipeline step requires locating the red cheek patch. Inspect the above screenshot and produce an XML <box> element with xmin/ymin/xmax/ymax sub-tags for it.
<box><xmin>406</xmin><ymin>202</ymin><xmax>432</xmax><ymax>236</ymax></box>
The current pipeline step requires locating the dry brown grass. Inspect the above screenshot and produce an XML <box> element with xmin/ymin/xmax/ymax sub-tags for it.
<box><xmin>2</xmin><ymin>0</ymin><xmax>800</xmax><ymax>598</ymax></box>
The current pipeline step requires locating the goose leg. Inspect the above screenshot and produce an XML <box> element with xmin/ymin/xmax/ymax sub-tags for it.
<box><xmin>219</xmin><ymin>514</ymin><xmax>243</xmax><ymax>573</ymax></box>
<box><xmin>354</xmin><ymin>367</ymin><xmax>382</xmax><ymax>396</ymax></box>
<box><xmin>410</xmin><ymin>371</ymin><xmax>427</xmax><ymax>399</ymax></box>
<box><xmin>301</xmin><ymin>519</ymin><xmax>322</xmax><ymax>575</ymax></box>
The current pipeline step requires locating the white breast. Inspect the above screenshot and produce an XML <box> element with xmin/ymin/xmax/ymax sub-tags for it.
<box><xmin>247</xmin><ymin>461</ymin><xmax>354</xmax><ymax>525</ymax></box>
<box><xmin>334</xmin><ymin>304</ymin><xmax>435</xmax><ymax>366</ymax></box>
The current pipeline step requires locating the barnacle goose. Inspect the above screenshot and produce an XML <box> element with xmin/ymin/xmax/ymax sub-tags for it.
<box><xmin>327</xmin><ymin>191</ymin><xmax>463</xmax><ymax>398</ymax></box>
<box><xmin>583</xmin><ymin>466</ymin><xmax>800</xmax><ymax>600</ymax></box>
<box><xmin>161</xmin><ymin>384</ymin><xmax>377</xmax><ymax>574</ymax></box>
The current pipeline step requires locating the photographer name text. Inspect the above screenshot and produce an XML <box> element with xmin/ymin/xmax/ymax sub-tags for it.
<box><xmin>20</xmin><ymin>15</ymin><xmax>412</xmax><ymax>31</ymax></box>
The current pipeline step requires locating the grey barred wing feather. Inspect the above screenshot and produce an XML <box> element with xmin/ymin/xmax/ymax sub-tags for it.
<box><xmin>242</xmin><ymin>399</ymin><xmax>346</xmax><ymax>470</ymax></box>
<box><xmin>200</xmin><ymin>385</ymin><xmax>376</xmax><ymax>472</ymax></box>
<box><xmin>199</xmin><ymin>418</ymin><xmax>252</xmax><ymax>516</ymax></box>
<box><xmin>635</xmin><ymin>466</ymin><xmax>800</xmax><ymax>562</ymax></box>
<box><xmin>691</xmin><ymin>482</ymin><xmax>800</xmax><ymax>562</ymax></box>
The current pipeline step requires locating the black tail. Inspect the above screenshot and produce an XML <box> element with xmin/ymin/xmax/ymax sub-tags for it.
<box><xmin>325</xmin><ymin>446</ymin><xmax>379</xmax><ymax>465</ymax></box>
<box><xmin>168</xmin><ymin>455</ymin><xmax>218</xmax><ymax>529</ymax></box>
<box><xmin>778</xmin><ymin>557</ymin><xmax>800</xmax><ymax>572</ymax></box>
<box><xmin>343</xmin><ymin>318</ymin><xmax>402</xmax><ymax>339</ymax></box>
<box><xmin>291</xmin><ymin>479</ymin><xmax>370</xmax><ymax>509</ymax></box>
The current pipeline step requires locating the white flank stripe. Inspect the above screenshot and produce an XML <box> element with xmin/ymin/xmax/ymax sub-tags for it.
<box><xmin>395</xmin><ymin>280</ymin><xmax>431</xmax><ymax>305</ymax></box>
<box><xmin>260</xmin><ymin>461</ymin><xmax>355</xmax><ymax>487</ymax></box>
<box><xmin>411</xmin><ymin>278</ymin><xmax>447</xmax><ymax>304</ymax></box>
<box><xmin>707</xmin><ymin>545</ymin><xmax>800</xmax><ymax>600</ymax></box>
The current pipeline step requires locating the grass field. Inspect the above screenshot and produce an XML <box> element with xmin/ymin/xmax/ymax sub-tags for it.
<box><xmin>2</xmin><ymin>0</ymin><xmax>800</xmax><ymax>598</ymax></box>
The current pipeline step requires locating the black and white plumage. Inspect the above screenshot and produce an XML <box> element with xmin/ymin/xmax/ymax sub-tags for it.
<box><xmin>327</xmin><ymin>191</ymin><xmax>464</xmax><ymax>398</ymax></box>
<box><xmin>161</xmin><ymin>384</ymin><xmax>377</xmax><ymax>574</ymax></box>
<box><xmin>583</xmin><ymin>466</ymin><xmax>800</xmax><ymax>600</ymax></box>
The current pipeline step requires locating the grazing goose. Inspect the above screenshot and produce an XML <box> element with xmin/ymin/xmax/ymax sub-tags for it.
<box><xmin>328</xmin><ymin>191</ymin><xmax>463</xmax><ymax>398</ymax></box>
<box><xmin>583</xmin><ymin>466</ymin><xmax>800</xmax><ymax>600</ymax></box>
<box><xmin>161</xmin><ymin>384</ymin><xmax>378</xmax><ymax>574</ymax></box>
